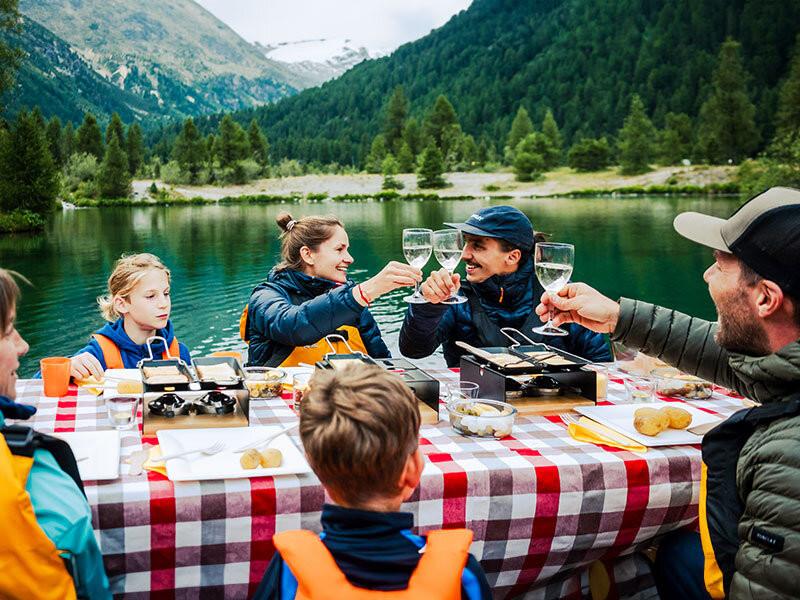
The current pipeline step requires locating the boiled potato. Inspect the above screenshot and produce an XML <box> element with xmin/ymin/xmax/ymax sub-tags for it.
<box><xmin>259</xmin><ymin>448</ymin><xmax>283</xmax><ymax>468</ymax></box>
<box><xmin>240</xmin><ymin>449</ymin><xmax>262</xmax><ymax>470</ymax></box>
<box><xmin>660</xmin><ymin>406</ymin><xmax>692</xmax><ymax>429</ymax></box>
<box><xmin>633</xmin><ymin>407</ymin><xmax>669</xmax><ymax>436</ymax></box>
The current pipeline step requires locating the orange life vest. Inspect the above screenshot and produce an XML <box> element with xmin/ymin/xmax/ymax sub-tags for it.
<box><xmin>92</xmin><ymin>333</ymin><xmax>180</xmax><ymax>369</ymax></box>
<box><xmin>0</xmin><ymin>435</ymin><xmax>77</xmax><ymax>600</ymax></box>
<box><xmin>239</xmin><ymin>305</ymin><xmax>369</xmax><ymax>368</ymax></box>
<box><xmin>273</xmin><ymin>528</ymin><xmax>472</xmax><ymax>600</ymax></box>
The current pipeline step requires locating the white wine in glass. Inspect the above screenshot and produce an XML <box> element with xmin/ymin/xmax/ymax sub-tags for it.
<box><xmin>402</xmin><ymin>228</ymin><xmax>433</xmax><ymax>304</ymax></box>
<box><xmin>533</xmin><ymin>242</ymin><xmax>574</xmax><ymax>336</ymax></box>
<box><xmin>432</xmin><ymin>229</ymin><xmax>467</xmax><ymax>305</ymax></box>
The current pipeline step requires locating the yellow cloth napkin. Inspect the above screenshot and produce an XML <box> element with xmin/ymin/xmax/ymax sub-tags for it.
<box><xmin>568</xmin><ymin>416</ymin><xmax>647</xmax><ymax>453</ymax></box>
<box><xmin>142</xmin><ymin>445</ymin><xmax>168</xmax><ymax>477</ymax></box>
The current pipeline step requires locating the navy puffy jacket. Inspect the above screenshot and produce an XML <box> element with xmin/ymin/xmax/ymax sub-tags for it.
<box><xmin>246</xmin><ymin>269</ymin><xmax>390</xmax><ymax>366</ymax></box>
<box><xmin>399</xmin><ymin>257</ymin><xmax>611</xmax><ymax>366</ymax></box>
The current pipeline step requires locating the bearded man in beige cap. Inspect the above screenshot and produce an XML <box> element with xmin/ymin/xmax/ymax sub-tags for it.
<box><xmin>536</xmin><ymin>187</ymin><xmax>800</xmax><ymax>600</ymax></box>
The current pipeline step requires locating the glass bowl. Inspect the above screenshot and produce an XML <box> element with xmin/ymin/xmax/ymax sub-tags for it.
<box><xmin>446</xmin><ymin>398</ymin><xmax>517</xmax><ymax>439</ymax></box>
<box><xmin>652</xmin><ymin>367</ymin><xmax>713</xmax><ymax>399</ymax></box>
<box><xmin>243</xmin><ymin>367</ymin><xmax>285</xmax><ymax>398</ymax></box>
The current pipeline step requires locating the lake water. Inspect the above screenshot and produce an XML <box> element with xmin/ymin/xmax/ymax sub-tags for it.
<box><xmin>3</xmin><ymin>195</ymin><xmax>741</xmax><ymax>376</ymax></box>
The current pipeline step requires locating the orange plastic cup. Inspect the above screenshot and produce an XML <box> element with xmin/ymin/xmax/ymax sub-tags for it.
<box><xmin>40</xmin><ymin>357</ymin><xmax>71</xmax><ymax>397</ymax></box>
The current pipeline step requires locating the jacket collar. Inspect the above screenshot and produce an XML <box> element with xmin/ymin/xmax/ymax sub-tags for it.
<box><xmin>465</xmin><ymin>254</ymin><xmax>535</xmax><ymax>309</ymax></box>
<box><xmin>320</xmin><ymin>503</ymin><xmax>414</xmax><ymax>537</ymax></box>
<box><xmin>728</xmin><ymin>339</ymin><xmax>800</xmax><ymax>404</ymax></box>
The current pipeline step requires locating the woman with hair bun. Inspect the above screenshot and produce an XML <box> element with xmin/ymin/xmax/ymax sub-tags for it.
<box><xmin>241</xmin><ymin>213</ymin><xmax>421</xmax><ymax>367</ymax></box>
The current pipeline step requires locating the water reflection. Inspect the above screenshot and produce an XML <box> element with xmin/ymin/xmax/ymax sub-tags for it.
<box><xmin>2</xmin><ymin>196</ymin><xmax>739</xmax><ymax>375</ymax></box>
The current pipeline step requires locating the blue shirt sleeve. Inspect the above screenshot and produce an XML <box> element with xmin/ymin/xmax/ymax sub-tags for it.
<box><xmin>25</xmin><ymin>448</ymin><xmax>111</xmax><ymax>599</ymax></box>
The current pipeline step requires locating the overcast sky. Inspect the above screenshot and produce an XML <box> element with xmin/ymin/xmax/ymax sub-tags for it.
<box><xmin>194</xmin><ymin>0</ymin><xmax>471</xmax><ymax>54</ymax></box>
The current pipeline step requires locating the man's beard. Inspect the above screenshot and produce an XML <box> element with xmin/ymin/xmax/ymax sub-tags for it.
<box><xmin>714</xmin><ymin>290</ymin><xmax>771</xmax><ymax>355</ymax></box>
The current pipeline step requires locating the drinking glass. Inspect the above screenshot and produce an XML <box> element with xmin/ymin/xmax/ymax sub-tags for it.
<box><xmin>402</xmin><ymin>228</ymin><xmax>433</xmax><ymax>303</ymax></box>
<box><xmin>432</xmin><ymin>229</ymin><xmax>467</xmax><ymax>305</ymax></box>
<box><xmin>291</xmin><ymin>372</ymin><xmax>313</xmax><ymax>414</ymax></box>
<box><xmin>532</xmin><ymin>242</ymin><xmax>575</xmax><ymax>336</ymax></box>
<box><xmin>624</xmin><ymin>376</ymin><xmax>655</xmax><ymax>403</ymax></box>
<box><xmin>446</xmin><ymin>381</ymin><xmax>479</xmax><ymax>402</ymax></box>
<box><xmin>106</xmin><ymin>396</ymin><xmax>138</xmax><ymax>430</ymax></box>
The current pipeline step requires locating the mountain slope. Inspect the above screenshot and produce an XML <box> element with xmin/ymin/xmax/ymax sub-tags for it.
<box><xmin>1</xmin><ymin>16</ymin><xmax>169</xmax><ymax>123</ymax></box>
<box><xmin>231</xmin><ymin>0</ymin><xmax>800</xmax><ymax>166</ymax></box>
<box><xmin>16</xmin><ymin>0</ymin><xmax>305</xmax><ymax>117</ymax></box>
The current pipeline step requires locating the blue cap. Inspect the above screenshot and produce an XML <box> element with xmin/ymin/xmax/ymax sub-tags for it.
<box><xmin>445</xmin><ymin>205</ymin><xmax>534</xmax><ymax>251</ymax></box>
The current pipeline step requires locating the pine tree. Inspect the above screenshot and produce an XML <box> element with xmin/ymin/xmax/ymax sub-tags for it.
<box><xmin>381</xmin><ymin>154</ymin><xmax>403</xmax><ymax>190</ymax></box>
<box><xmin>76</xmin><ymin>113</ymin><xmax>104</xmax><ymax>160</ymax></box>
<box><xmin>541</xmin><ymin>109</ymin><xmax>563</xmax><ymax>163</ymax></box>
<box><xmin>417</xmin><ymin>143</ymin><xmax>447</xmax><ymax>188</ymax></box>
<box><xmin>247</xmin><ymin>119</ymin><xmax>269</xmax><ymax>167</ymax></box>
<box><xmin>513</xmin><ymin>150</ymin><xmax>545</xmax><ymax>182</ymax></box>
<box><xmin>617</xmin><ymin>95</ymin><xmax>657</xmax><ymax>174</ymax></box>
<box><xmin>697</xmin><ymin>38</ymin><xmax>760</xmax><ymax>164</ymax></box>
<box><xmin>98</xmin><ymin>132</ymin><xmax>131</xmax><ymax>198</ymax></box>
<box><xmin>657</xmin><ymin>112</ymin><xmax>693</xmax><ymax>165</ymax></box>
<box><xmin>567</xmin><ymin>137</ymin><xmax>612</xmax><ymax>171</ymax></box>
<box><xmin>424</xmin><ymin>95</ymin><xmax>459</xmax><ymax>150</ymax></box>
<box><xmin>46</xmin><ymin>116</ymin><xmax>64</xmax><ymax>168</ymax></box>
<box><xmin>173</xmin><ymin>118</ymin><xmax>206</xmax><ymax>183</ymax></box>
<box><xmin>506</xmin><ymin>106</ymin><xmax>534</xmax><ymax>156</ymax></box>
<box><xmin>365</xmin><ymin>135</ymin><xmax>388</xmax><ymax>173</ymax></box>
<box><xmin>0</xmin><ymin>111</ymin><xmax>59</xmax><ymax>214</ymax></box>
<box><xmin>384</xmin><ymin>86</ymin><xmax>408</xmax><ymax>153</ymax></box>
<box><xmin>205</xmin><ymin>134</ymin><xmax>216</xmax><ymax>165</ymax></box>
<box><xmin>515</xmin><ymin>132</ymin><xmax>559</xmax><ymax>171</ymax></box>
<box><xmin>63</xmin><ymin>121</ymin><xmax>76</xmax><ymax>161</ymax></box>
<box><xmin>774</xmin><ymin>34</ymin><xmax>800</xmax><ymax>143</ymax></box>
<box><xmin>403</xmin><ymin>117</ymin><xmax>423</xmax><ymax>156</ymax></box>
<box><xmin>105</xmin><ymin>112</ymin><xmax>125</xmax><ymax>146</ymax></box>
<box><xmin>126</xmin><ymin>122</ymin><xmax>144</xmax><ymax>176</ymax></box>
<box><xmin>397</xmin><ymin>141</ymin><xmax>415</xmax><ymax>173</ymax></box>
<box><xmin>214</xmin><ymin>115</ymin><xmax>249</xmax><ymax>168</ymax></box>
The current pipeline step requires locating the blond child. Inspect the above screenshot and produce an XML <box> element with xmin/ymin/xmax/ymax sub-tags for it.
<box><xmin>70</xmin><ymin>253</ymin><xmax>190</xmax><ymax>379</ymax></box>
<box><xmin>254</xmin><ymin>364</ymin><xmax>491</xmax><ymax>600</ymax></box>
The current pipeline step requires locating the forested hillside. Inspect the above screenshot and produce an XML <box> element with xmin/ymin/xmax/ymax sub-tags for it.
<box><xmin>197</xmin><ymin>0</ymin><xmax>800</xmax><ymax>166</ymax></box>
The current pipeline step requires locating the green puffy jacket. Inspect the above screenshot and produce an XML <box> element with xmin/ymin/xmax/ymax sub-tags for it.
<box><xmin>614</xmin><ymin>298</ymin><xmax>800</xmax><ymax>600</ymax></box>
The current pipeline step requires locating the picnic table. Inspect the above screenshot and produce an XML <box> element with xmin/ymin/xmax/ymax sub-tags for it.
<box><xmin>13</xmin><ymin>367</ymin><xmax>748</xmax><ymax>599</ymax></box>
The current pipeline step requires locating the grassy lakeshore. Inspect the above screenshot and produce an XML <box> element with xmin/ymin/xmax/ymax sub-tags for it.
<box><xmin>126</xmin><ymin>164</ymin><xmax>737</xmax><ymax>204</ymax></box>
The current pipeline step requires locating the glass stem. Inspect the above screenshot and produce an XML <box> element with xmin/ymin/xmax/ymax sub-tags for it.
<box><xmin>546</xmin><ymin>292</ymin><xmax>555</xmax><ymax>328</ymax></box>
<box><xmin>414</xmin><ymin>280</ymin><xmax>421</xmax><ymax>298</ymax></box>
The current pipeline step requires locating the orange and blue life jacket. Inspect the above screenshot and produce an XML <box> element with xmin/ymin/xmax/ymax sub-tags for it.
<box><xmin>243</xmin><ymin>269</ymin><xmax>389</xmax><ymax>367</ymax></box>
<box><xmin>72</xmin><ymin>318</ymin><xmax>191</xmax><ymax>370</ymax></box>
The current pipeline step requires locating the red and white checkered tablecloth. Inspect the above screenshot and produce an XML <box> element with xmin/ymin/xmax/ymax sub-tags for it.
<box><xmin>12</xmin><ymin>369</ymin><xmax>748</xmax><ymax>599</ymax></box>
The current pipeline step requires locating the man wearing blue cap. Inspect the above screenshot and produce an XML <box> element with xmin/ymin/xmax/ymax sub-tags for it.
<box><xmin>398</xmin><ymin>205</ymin><xmax>611</xmax><ymax>366</ymax></box>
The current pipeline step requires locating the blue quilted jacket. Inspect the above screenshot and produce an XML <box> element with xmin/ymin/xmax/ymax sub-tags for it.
<box><xmin>399</xmin><ymin>256</ymin><xmax>611</xmax><ymax>367</ymax></box>
<box><xmin>246</xmin><ymin>269</ymin><xmax>390</xmax><ymax>366</ymax></box>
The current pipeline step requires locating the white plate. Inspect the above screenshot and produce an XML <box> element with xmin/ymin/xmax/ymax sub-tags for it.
<box><xmin>156</xmin><ymin>426</ymin><xmax>311</xmax><ymax>481</ymax></box>
<box><xmin>575</xmin><ymin>401</ymin><xmax>719</xmax><ymax>447</ymax></box>
<box><xmin>53</xmin><ymin>430</ymin><xmax>121</xmax><ymax>481</ymax></box>
<box><xmin>101</xmin><ymin>369</ymin><xmax>143</xmax><ymax>398</ymax></box>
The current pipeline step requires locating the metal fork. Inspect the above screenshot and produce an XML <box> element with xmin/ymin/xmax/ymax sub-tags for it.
<box><xmin>560</xmin><ymin>413</ymin><xmax>579</xmax><ymax>426</ymax></box>
<box><xmin>154</xmin><ymin>441</ymin><xmax>225</xmax><ymax>462</ymax></box>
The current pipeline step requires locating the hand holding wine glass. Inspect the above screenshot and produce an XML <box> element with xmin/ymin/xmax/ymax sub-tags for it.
<box><xmin>532</xmin><ymin>242</ymin><xmax>574</xmax><ymax>336</ymax></box>
<box><xmin>431</xmin><ymin>229</ymin><xmax>467</xmax><ymax>305</ymax></box>
<box><xmin>402</xmin><ymin>228</ymin><xmax>433</xmax><ymax>304</ymax></box>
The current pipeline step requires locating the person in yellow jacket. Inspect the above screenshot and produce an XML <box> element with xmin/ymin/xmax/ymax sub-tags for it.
<box><xmin>253</xmin><ymin>364</ymin><xmax>491</xmax><ymax>599</ymax></box>
<box><xmin>0</xmin><ymin>268</ymin><xmax>111</xmax><ymax>599</ymax></box>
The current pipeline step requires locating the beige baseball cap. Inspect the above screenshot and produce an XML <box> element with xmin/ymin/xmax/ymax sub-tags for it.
<box><xmin>673</xmin><ymin>186</ymin><xmax>800</xmax><ymax>293</ymax></box>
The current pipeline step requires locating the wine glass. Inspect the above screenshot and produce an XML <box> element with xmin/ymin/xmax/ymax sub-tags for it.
<box><xmin>532</xmin><ymin>242</ymin><xmax>574</xmax><ymax>336</ymax></box>
<box><xmin>402</xmin><ymin>228</ymin><xmax>433</xmax><ymax>303</ymax></box>
<box><xmin>432</xmin><ymin>229</ymin><xmax>467</xmax><ymax>305</ymax></box>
